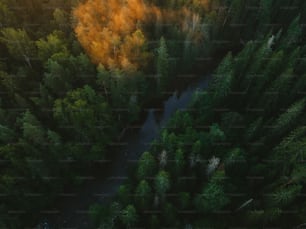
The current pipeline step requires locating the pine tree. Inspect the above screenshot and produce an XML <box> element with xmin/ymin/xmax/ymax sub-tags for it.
<box><xmin>270</xmin><ymin>98</ymin><xmax>305</xmax><ymax>138</ymax></box>
<box><xmin>135</xmin><ymin>180</ymin><xmax>152</xmax><ymax>209</ymax></box>
<box><xmin>269</xmin><ymin>185</ymin><xmax>302</xmax><ymax>208</ymax></box>
<box><xmin>0</xmin><ymin>28</ymin><xmax>36</xmax><ymax>66</ymax></box>
<box><xmin>257</xmin><ymin>0</ymin><xmax>273</xmax><ymax>35</ymax></box>
<box><xmin>120</xmin><ymin>205</ymin><xmax>138</xmax><ymax>228</ymax></box>
<box><xmin>155</xmin><ymin>170</ymin><xmax>170</xmax><ymax>196</ymax></box>
<box><xmin>210</xmin><ymin>52</ymin><xmax>233</xmax><ymax>100</ymax></box>
<box><xmin>137</xmin><ymin>151</ymin><xmax>156</xmax><ymax>180</ymax></box>
<box><xmin>195</xmin><ymin>179</ymin><xmax>229</xmax><ymax>213</ymax></box>
<box><xmin>174</xmin><ymin>148</ymin><xmax>185</xmax><ymax>175</ymax></box>
<box><xmin>280</xmin><ymin>15</ymin><xmax>302</xmax><ymax>49</ymax></box>
<box><xmin>21</xmin><ymin>110</ymin><xmax>45</xmax><ymax>145</ymax></box>
<box><xmin>156</xmin><ymin>36</ymin><xmax>169</xmax><ymax>92</ymax></box>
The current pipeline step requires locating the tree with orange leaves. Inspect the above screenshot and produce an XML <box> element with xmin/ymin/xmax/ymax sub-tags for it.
<box><xmin>73</xmin><ymin>0</ymin><xmax>154</xmax><ymax>72</ymax></box>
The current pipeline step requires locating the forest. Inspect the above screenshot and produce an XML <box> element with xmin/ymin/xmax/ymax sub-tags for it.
<box><xmin>0</xmin><ymin>0</ymin><xmax>306</xmax><ymax>228</ymax></box>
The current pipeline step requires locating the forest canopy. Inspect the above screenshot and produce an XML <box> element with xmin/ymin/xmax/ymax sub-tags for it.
<box><xmin>73</xmin><ymin>0</ymin><xmax>209</xmax><ymax>71</ymax></box>
<box><xmin>0</xmin><ymin>0</ymin><xmax>305</xmax><ymax>228</ymax></box>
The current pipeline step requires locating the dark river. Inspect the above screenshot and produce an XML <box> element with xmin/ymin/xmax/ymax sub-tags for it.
<box><xmin>37</xmin><ymin>75</ymin><xmax>209</xmax><ymax>229</ymax></box>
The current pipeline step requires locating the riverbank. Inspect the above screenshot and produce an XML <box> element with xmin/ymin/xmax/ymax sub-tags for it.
<box><xmin>35</xmin><ymin>45</ymin><xmax>233</xmax><ymax>228</ymax></box>
<box><xmin>37</xmin><ymin>71</ymin><xmax>211</xmax><ymax>228</ymax></box>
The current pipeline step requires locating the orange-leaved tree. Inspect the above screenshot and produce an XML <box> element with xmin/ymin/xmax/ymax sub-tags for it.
<box><xmin>73</xmin><ymin>0</ymin><xmax>156</xmax><ymax>71</ymax></box>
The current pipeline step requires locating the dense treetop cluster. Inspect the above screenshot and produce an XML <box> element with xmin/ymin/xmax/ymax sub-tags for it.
<box><xmin>0</xmin><ymin>0</ymin><xmax>305</xmax><ymax>228</ymax></box>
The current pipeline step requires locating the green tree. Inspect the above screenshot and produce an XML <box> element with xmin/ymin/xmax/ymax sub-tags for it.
<box><xmin>228</xmin><ymin>0</ymin><xmax>245</xmax><ymax>24</ymax></box>
<box><xmin>53</xmin><ymin>8</ymin><xmax>70</xmax><ymax>32</ymax></box>
<box><xmin>21</xmin><ymin>110</ymin><xmax>45</xmax><ymax>145</ymax></box>
<box><xmin>270</xmin><ymin>98</ymin><xmax>305</xmax><ymax>138</ymax></box>
<box><xmin>127</xmin><ymin>94</ymin><xmax>140</xmax><ymax>122</ymax></box>
<box><xmin>195</xmin><ymin>173</ymin><xmax>229</xmax><ymax>212</ymax></box>
<box><xmin>155</xmin><ymin>170</ymin><xmax>170</xmax><ymax>196</ymax></box>
<box><xmin>178</xmin><ymin>192</ymin><xmax>190</xmax><ymax>210</ymax></box>
<box><xmin>209</xmin><ymin>123</ymin><xmax>225</xmax><ymax>143</ymax></box>
<box><xmin>0</xmin><ymin>124</ymin><xmax>14</xmax><ymax>143</ymax></box>
<box><xmin>0</xmin><ymin>28</ymin><xmax>35</xmax><ymax>66</ymax></box>
<box><xmin>210</xmin><ymin>52</ymin><xmax>233</xmax><ymax>100</ymax></box>
<box><xmin>89</xmin><ymin>203</ymin><xmax>104</xmax><ymax>226</ymax></box>
<box><xmin>270</xmin><ymin>126</ymin><xmax>306</xmax><ymax>174</ymax></box>
<box><xmin>162</xmin><ymin>202</ymin><xmax>177</xmax><ymax>226</ymax></box>
<box><xmin>0</xmin><ymin>2</ymin><xmax>14</xmax><ymax>26</ymax></box>
<box><xmin>167</xmin><ymin>111</ymin><xmax>192</xmax><ymax>133</ymax></box>
<box><xmin>118</xmin><ymin>185</ymin><xmax>131</xmax><ymax>206</ymax></box>
<box><xmin>257</xmin><ymin>0</ymin><xmax>273</xmax><ymax>35</ymax></box>
<box><xmin>44</xmin><ymin>52</ymin><xmax>94</xmax><ymax>95</ymax></box>
<box><xmin>95</xmin><ymin>201</ymin><xmax>121</xmax><ymax>229</ymax></box>
<box><xmin>120</xmin><ymin>205</ymin><xmax>138</xmax><ymax>228</ymax></box>
<box><xmin>149</xmin><ymin>215</ymin><xmax>160</xmax><ymax>228</ymax></box>
<box><xmin>174</xmin><ymin>148</ymin><xmax>185</xmax><ymax>175</ymax></box>
<box><xmin>280</xmin><ymin>16</ymin><xmax>302</xmax><ymax>49</ymax></box>
<box><xmin>36</xmin><ymin>31</ymin><xmax>69</xmax><ymax>62</ymax></box>
<box><xmin>53</xmin><ymin>85</ymin><xmax>112</xmax><ymax>141</ymax></box>
<box><xmin>96</xmin><ymin>64</ymin><xmax>111</xmax><ymax>97</ymax></box>
<box><xmin>269</xmin><ymin>185</ymin><xmax>302</xmax><ymax>208</ymax></box>
<box><xmin>224</xmin><ymin>148</ymin><xmax>247</xmax><ymax>178</ymax></box>
<box><xmin>135</xmin><ymin>180</ymin><xmax>152</xmax><ymax>209</ymax></box>
<box><xmin>244</xmin><ymin>117</ymin><xmax>263</xmax><ymax>142</ymax></box>
<box><xmin>156</xmin><ymin>36</ymin><xmax>169</xmax><ymax>91</ymax></box>
<box><xmin>137</xmin><ymin>151</ymin><xmax>156</xmax><ymax>180</ymax></box>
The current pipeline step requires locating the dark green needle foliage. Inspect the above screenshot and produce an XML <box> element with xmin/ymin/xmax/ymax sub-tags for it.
<box><xmin>91</xmin><ymin>1</ymin><xmax>306</xmax><ymax>228</ymax></box>
<box><xmin>0</xmin><ymin>0</ymin><xmax>306</xmax><ymax>228</ymax></box>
